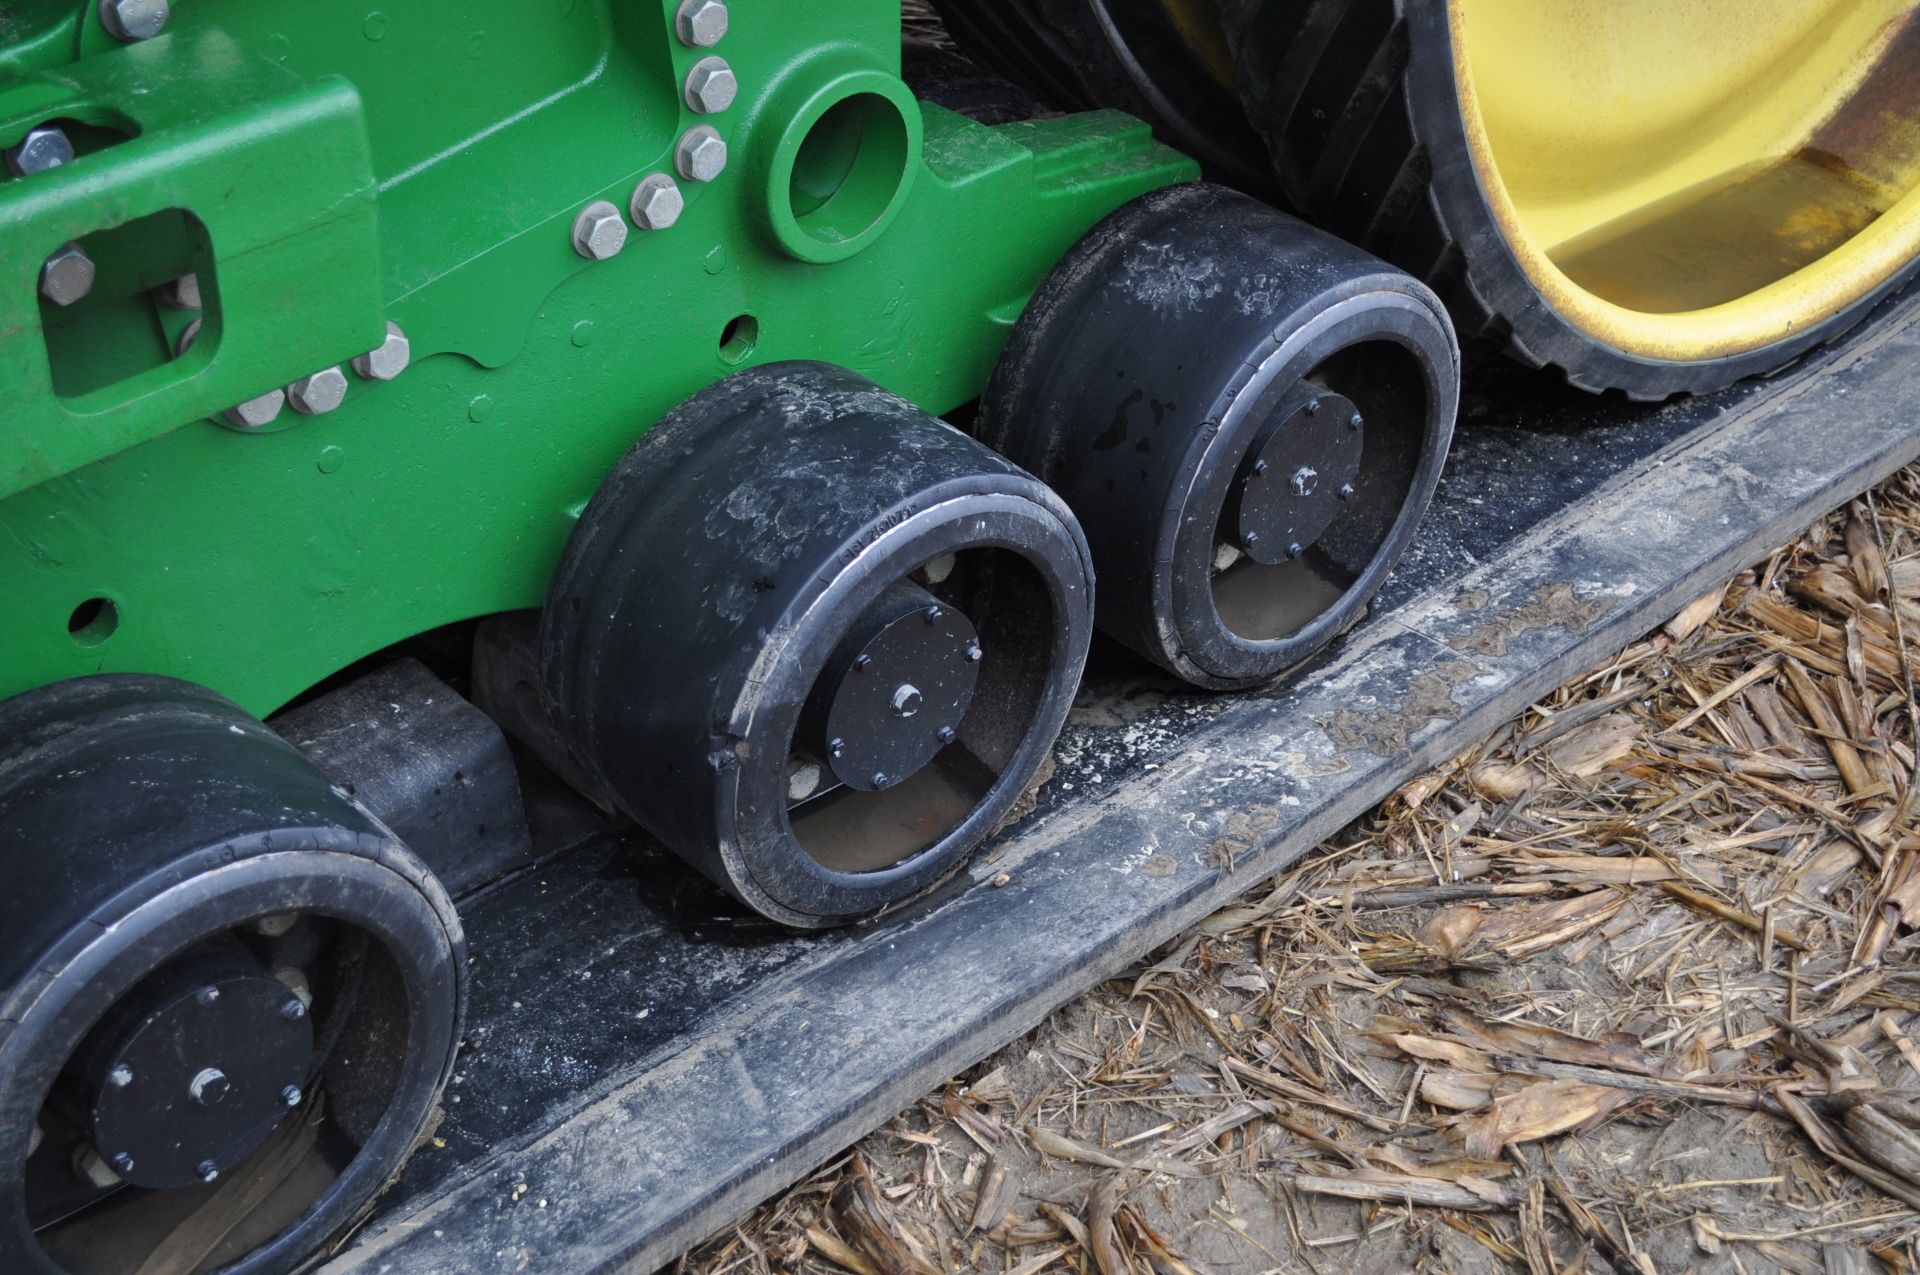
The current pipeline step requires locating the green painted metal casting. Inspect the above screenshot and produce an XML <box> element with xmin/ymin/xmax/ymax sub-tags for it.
<box><xmin>0</xmin><ymin>0</ymin><xmax>1193</xmax><ymax>715</ymax></box>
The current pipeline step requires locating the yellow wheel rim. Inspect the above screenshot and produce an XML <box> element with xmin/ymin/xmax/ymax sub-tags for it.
<box><xmin>1450</xmin><ymin>0</ymin><xmax>1920</xmax><ymax>362</ymax></box>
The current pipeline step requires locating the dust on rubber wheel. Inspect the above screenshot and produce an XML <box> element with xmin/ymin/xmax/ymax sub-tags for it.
<box><xmin>0</xmin><ymin>677</ymin><xmax>465</xmax><ymax>1275</ymax></box>
<box><xmin>980</xmin><ymin>182</ymin><xmax>1457</xmax><ymax>690</ymax></box>
<box><xmin>540</xmin><ymin>361</ymin><xmax>1095</xmax><ymax>927</ymax></box>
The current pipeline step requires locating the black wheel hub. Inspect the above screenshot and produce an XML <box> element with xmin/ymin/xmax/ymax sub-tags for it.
<box><xmin>81</xmin><ymin>957</ymin><xmax>312</xmax><ymax>1191</ymax></box>
<box><xmin>1230</xmin><ymin>388</ymin><xmax>1363</xmax><ymax>566</ymax></box>
<box><xmin>807</xmin><ymin>581</ymin><xmax>982</xmax><ymax>792</ymax></box>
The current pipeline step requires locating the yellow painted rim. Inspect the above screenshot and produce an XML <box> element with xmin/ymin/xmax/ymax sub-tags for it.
<box><xmin>1448</xmin><ymin>1</ymin><xmax>1920</xmax><ymax>363</ymax></box>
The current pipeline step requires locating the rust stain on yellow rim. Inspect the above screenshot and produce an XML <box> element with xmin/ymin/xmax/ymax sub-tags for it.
<box><xmin>1449</xmin><ymin>0</ymin><xmax>1920</xmax><ymax>363</ymax></box>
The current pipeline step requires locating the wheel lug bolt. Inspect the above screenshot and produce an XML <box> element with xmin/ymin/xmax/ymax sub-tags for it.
<box><xmin>1338</xmin><ymin>483</ymin><xmax>1355</xmax><ymax>500</ymax></box>
<box><xmin>964</xmin><ymin>644</ymin><xmax>983</xmax><ymax>663</ymax></box>
<box><xmin>281</xmin><ymin>1085</ymin><xmax>303</xmax><ymax>1108</ymax></box>
<box><xmin>1250</xmin><ymin>459</ymin><xmax>1268</xmax><ymax>477</ymax></box>
<box><xmin>828</xmin><ymin>737</ymin><xmax>845</xmax><ymax>759</ymax></box>
<box><xmin>280</xmin><ymin>998</ymin><xmax>306</xmax><ymax>1021</ymax></box>
<box><xmin>1243</xmin><ymin>531</ymin><xmax>1260</xmax><ymax>548</ymax></box>
<box><xmin>1305</xmin><ymin>399</ymin><xmax>1322</xmax><ymax>416</ymax></box>
<box><xmin>196</xmin><ymin>986</ymin><xmax>220</xmax><ymax>1007</ymax></box>
<box><xmin>197</xmin><ymin>1160</ymin><xmax>219</xmax><ymax>1184</ymax></box>
<box><xmin>1287</xmin><ymin>542</ymin><xmax>1304</xmax><ymax>559</ymax></box>
<box><xmin>936</xmin><ymin>725</ymin><xmax>956</xmax><ymax>744</ymax></box>
<box><xmin>871</xmin><ymin>772</ymin><xmax>889</xmax><ymax>788</ymax></box>
<box><xmin>110</xmin><ymin>1152</ymin><xmax>134</xmax><ymax>1176</ymax></box>
<box><xmin>107</xmin><ymin>1064</ymin><xmax>133</xmax><ymax>1088</ymax></box>
<box><xmin>1348</xmin><ymin>412</ymin><xmax>1364</xmax><ymax>431</ymax></box>
<box><xmin>852</xmin><ymin>654</ymin><xmax>872</xmax><ymax>671</ymax></box>
<box><xmin>923</xmin><ymin>605</ymin><xmax>943</xmax><ymax>625</ymax></box>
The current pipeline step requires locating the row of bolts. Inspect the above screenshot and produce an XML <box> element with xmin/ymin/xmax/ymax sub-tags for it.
<box><xmin>7</xmin><ymin>0</ymin><xmax>734</xmax><ymax>430</ymax></box>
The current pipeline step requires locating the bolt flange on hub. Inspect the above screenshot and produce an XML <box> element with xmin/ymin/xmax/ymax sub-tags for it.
<box><xmin>981</xmin><ymin>184</ymin><xmax>1459</xmax><ymax>689</ymax></box>
<box><xmin>542</xmin><ymin>362</ymin><xmax>1094</xmax><ymax>926</ymax></box>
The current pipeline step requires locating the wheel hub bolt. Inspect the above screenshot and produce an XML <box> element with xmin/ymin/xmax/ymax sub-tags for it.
<box><xmin>871</xmin><ymin>772</ymin><xmax>889</xmax><ymax>788</ymax></box>
<box><xmin>964</xmin><ymin>644</ymin><xmax>983</xmax><ymax>663</ymax></box>
<box><xmin>189</xmin><ymin>1067</ymin><xmax>230</xmax><ymax>1107</ymax></box>
<box><xmin>889</xmin><ymin>684</ymin><xmax>922</xmax><ymax>718</ymax></box>
<box><xmin>1348</xmin><ymin>412</ymin><xmax>1364</xmax><ymax>431</ymax></box>
<box><xmin>107</xmin><ymin>1065</ymin><xmax>133</xmax><ymax>1088</ymax></box>
<box><xmin>196</xmin><ymin>1160</ymin><xmax>219</xmax><ymax>1184</ymax></box>
<box><xmin>1305</xmin><ymin>398</ymin><xmax>1322</xmax><ymax>416</ymax></box>
<box><xmin>1287</xmin><ymin>542</ymin><xmax>1304</xmax><ymax>559</ymax></box>
<box><xmin>923</xmin><ymin>606</ymin><xmax>943</xmax><ymax>625</ymax></box>
<box><xmin>281</xmin><ymin>1085</ymin><xmax>303</xmax><ymax>1108</ymax></box>
<box><xmin>936</xmin><ymin>725</ymin><xmax>957</xmax><ymax>744</ymax></box>
<box><xmin>280</xmin><ymin>998</ymin><xmax>306</xmax><ymax>1022</ymax></box>
<box><xmin>110</xmin><ymin>1152</ymin><xmax>134</xmax><ymax>1176</ymax></box>
<box><xmin>1338</xmin><ymin>483</ymin><xmax>1355</xmax><ymax>500</ymax></box>
<box><xmin>196</xmin><ymin>986</ymin><xmax>221</xmax><ymax>1008</ymax></box>
<box><xmin>828</xmin><ymin>737</ymin><xmax>846</xmax><ymax>759</ymax></box>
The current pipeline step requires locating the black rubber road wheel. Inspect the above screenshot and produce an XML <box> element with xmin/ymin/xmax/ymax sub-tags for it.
<box><xmin>1215</xmin><ymin>0</ymin><xmax>1920</xmax><ymax>398</ymax></box>
<box><xmin>0</xmin><ymin>676</ymin><xmax>464</xmax><ymax>1275</ymax></box>
<box><xmin>981</xmin><ymin>184</ymin><xmax>1457</xmax><ymax>689</ymax></box>
<box><xmin>541</xmin><ymin>362</ymin><xmax>1094</xmax><ymax>927</ymax></box>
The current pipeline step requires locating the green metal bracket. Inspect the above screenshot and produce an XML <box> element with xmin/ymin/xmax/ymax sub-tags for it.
<box><xmin>0</xmin><ymin>0</ymin><xmax>1195</xmax><ymax>715</ymax></box>
<box><xmin>0</xmin><ymin>29</ymin><xmax>384</xmax><ymax>499</ymax></box>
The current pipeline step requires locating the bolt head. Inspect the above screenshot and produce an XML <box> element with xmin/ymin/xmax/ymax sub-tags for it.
<box><xmin>1304</xmin><ymin>399</ymin><xmax>1322</xmax><ymax>416</ymax></box>
<box><xmin>282</xmin><ymin>1084</ymin><xmax>303</xmax><ymax>1107</ymax></box>
<box><xmin>630</xmin><ymin>173</ymin><xmax>684</xmax><ymax>230</ymax></box>
<box><xmin>871</xmin><ymin>772</ymin><xmax>889</xmax><ymax>789</ymax></box>
<box><xmin>352</xmin><ymin>321</ymin><xmax>411</xmax><ymax>381</ymax></box>
<box><xmin>100</xmin><ymin>0</ymin><xmax>168</xmax><ymax>41</ymax></box>
<box><xmin>1287</xmin><ymin>542</ymin><xmax>1305</xmax><ymax>559</ymax></box>
<box><xmin>189</xmin><ymin>1067</ymin><xmax>231</xmax><ymax>1107</ymax></box>
<box><xmin>6</xmin><ymin>125</ymin><xmax>74</xmax><ymax>177</ymax></box>
<box><xmin>175</xmin><ymin>318</ymin><xmax>201</xmax><ymax>358</ymax></box>
<box><xmin>1338</xmin><ymin>483</ymin><xmax>1355</xmax><ymax>500</ymax></box>
<box><xmin>281</xmin><ymin>997</ymin><xmax>307</xmax><ymax>1021</ymax></box>
<box><xmin>684</xmin><ymin>56</ymin><xmax>738</xmax><ymax>114</ymax></box>
<box><xmin>828</xmin><ymin>738</ymin><xmax>845</xmax><ymax>758</ymax></box>
<box><xmin>675</xmin><ymin>126</ymin><xmax>727</xmax><ymax>183</ymax></box>
<box><xmin>1347</xmin><ymin>412</ymin><xmax>1364</xmax><ymax>431</ymax></box>
<box><xmin>964</xmin><ymin>643</ymin><xmax>983</xmax><ymax>663</ymax></box>
<box><xmin>195</xmin><ymin>986</ymin><xmax>221</xmax><ymax>1008</ymax></box>
<box><xmin>110</xmin><ymin>1152</ymin><xmax>135</xmax><ymax>1176</ymax></box>
<box><xmin>223</xmin><ymin>389</ymin><xmax>286</xmax><ymax>430</ymax></box>
<box><xmin>107</xmin><ymin>1065</ymin><xmax>134</xmax><ymax>1088</ymax></box>
<box><xmin>674</xmin><ymin>0</ymin><xmax>728</xmax><ymax>47</ymax></box>
<box><xmin>158</xmin><ymin>272</ymin><xmax>201</xmax><ymax>311</ymax></box>
<box><xmin>287</xmin><ymin>365</ymin><xmax>348</xmax><ymax>415</ymax></box>
<box><xmin>572</xmin><ymin>199</ymin><xmax>628</xmax><ymax>261</ymax></box>
<box><xmin>197</xmin><ymin>1160</ymin><xmax>220</xmax><ymax>1184</ymax></box>
<box><xmin>39</xmin><ymin>243</ymin><xmax>95</xmax><ymax>307</ymax></box>
<box><xmin>936</xmin><ymin>725</ymin><xmax>957</xmax><ymax>745</ymax></box>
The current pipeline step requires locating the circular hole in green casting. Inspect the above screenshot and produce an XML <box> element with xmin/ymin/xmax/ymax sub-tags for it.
<box><xmin>719</xmin><ymin>314</ymin><xmax>759</xmax><ymax>364</ymax></box>
<box><xmin>787</xmin><ymin>93</ymin><xmax>910</xmax><ymax>248</ymax></box>
<box><xmin>68</xmin><ymin>596</ymin><xmax>118</xmax><ymax>646</ymax></box>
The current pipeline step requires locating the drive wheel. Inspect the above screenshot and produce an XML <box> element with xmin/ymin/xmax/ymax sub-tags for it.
<box><xmin>0</xmin><ymin>677</ymin><xmax>465</xmax><ymax>1275</ymax></box>
<box><xmin>541</xmin><ymin>362</ymin><xmax>1095</xmax><ymax>927</ymax></box>
<box><xmin>980</xmin><ymin>183</ymin><xmax>1457</xmax><ymax>689</ymax></box>
<box><xmin>1216</xmin><ymin>0</ymin><xmax>1920</xmax><ymax>397</ymax></box>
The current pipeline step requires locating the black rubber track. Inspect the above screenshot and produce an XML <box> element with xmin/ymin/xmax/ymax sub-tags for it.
<box><xmin>927</xmin><ymin>0</ymin><xmax>1277</xmax><ymax>198</ymax></box>
<box><xmin>1212</xmin><ymin>0</ymin><xmax>1920</xmax><ymax>400</ymax></box>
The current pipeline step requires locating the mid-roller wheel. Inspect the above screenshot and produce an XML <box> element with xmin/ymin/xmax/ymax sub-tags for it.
<box><xmin>980</xmin><ymin>182</ymin><xmax>1457</xmax><ymax>689</ymax></box>
<box><xmin>541</xmin><ymin>361</ymin><xmax>1095</xmax><ymax>927</ymax></box>
<box><xmin>0</xmin><ymin>676</ymin><xmax>464</xmax><ymax>1275</ymax></box>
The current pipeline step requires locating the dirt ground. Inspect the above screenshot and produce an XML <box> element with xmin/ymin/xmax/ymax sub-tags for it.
<box><xmin>682</xmin><ymin>468</ymin><xmax>1920</xmax><ymax>1275</ymax></box>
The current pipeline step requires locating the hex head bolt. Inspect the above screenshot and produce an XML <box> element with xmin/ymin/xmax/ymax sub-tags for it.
<box><xmin>684</xmin><ymin>56</ymin><xmax>737</xmax><ymax>114</ymax></box>
<box><xmin>224</xmin><ymin>389</ymin><xmax>286</xmax><ymax>430</ymax></box>
<box><xmin>99</xmin><ymin>0</ymin><xmax>168</xmax><ymax>41</ymax></box>
<box><xmin>630</xmin><ymin>173</ymin><xmax>684</xmax><ymax>231</ymax></box>
<box><xmin>675</xmin><ymin>126</ymin><xmax>727</xmax><ymax>183</ymax></box>
<box><xmin>287</xmin><ymin>366</ymin><xmax>348</xmax><ymax>415</ymax></box>
<box><xmin>353</xmin><ymin>321</ymin><xmax>411</xmax><ymax>381</ymax></box>
<box><xmin>674</xmin><ymin>0</ymin><xmax>728</xmax><ymax>47</ymax></box>
<box><xmin>572</xmin><ymin>200</ymin><xmax>627</xmax><ymax>260</ymax></box>
<box><xmin>39</xmin><ymin>243</ymin><xmax>95</xmax><ymax>307</ymax></box>
<box><xmin>157</xmin><ymin>272</ymin><xmax>201</xmax><ymax>311</ymax></box>
<box><xmin>6</xmin><ymin>124</ymin><xmax>74</xmax><ymax>177</ymax></box>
